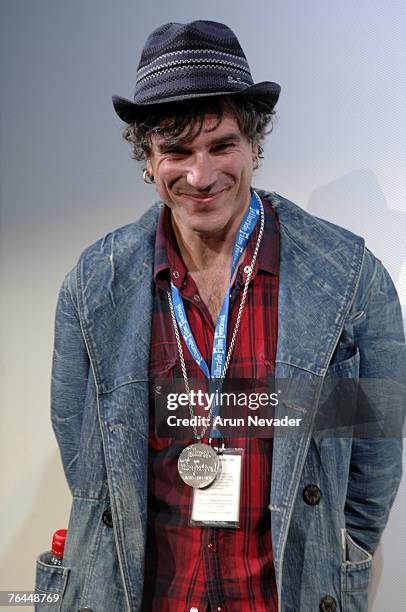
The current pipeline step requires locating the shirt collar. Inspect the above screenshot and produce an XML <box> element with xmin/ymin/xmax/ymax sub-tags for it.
<box><xmin>153</xmin><ymin>193</ymin><xmax>279</xmax><ymax>290</ymax></box>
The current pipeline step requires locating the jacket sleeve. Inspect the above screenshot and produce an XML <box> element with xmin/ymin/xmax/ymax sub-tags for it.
<box><xmin>344</xmin><ymin>249</ymin><xmax>406</xmax><ymax>554</ymax></box>
<box><xmin>50</xmin><ymin>267</ymin><xmax>90</xmax><ymax>495</ymax></box>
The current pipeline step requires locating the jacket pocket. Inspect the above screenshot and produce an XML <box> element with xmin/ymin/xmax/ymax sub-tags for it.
<box><xmin>340</xmin><ymin>529</ymin><xmax>372</xmax><ymax>612</ymax></box>
<box><xmin>326</xmin><ymin>346</ymin><xmax>360</xmax><ymax>377</ymax></box>
<box><xmin>35</xmin><ymin>551</ymin><xmax>70</xmax><ymax>611</ymax></box>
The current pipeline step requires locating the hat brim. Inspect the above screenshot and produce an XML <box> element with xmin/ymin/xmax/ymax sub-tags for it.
<box><xmin>112</xmin><ymin>81</ymin><xmax>281</xmax><ymax>124</ymax></box>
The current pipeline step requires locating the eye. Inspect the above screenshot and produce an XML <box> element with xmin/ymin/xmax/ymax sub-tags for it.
<box><xmin>212</xmin><ymin>143</ymin><xmax>234</xmax><ymax>153</ymax></box>
<box><xmin>160</xmin><ymin>147</ymin><xmax>190</xmax><ymax>159</ymax></box>
<box><xmin>167</xmin><ymin>152</ymin><xmax>186</xmax><ymax>160</ymax></box>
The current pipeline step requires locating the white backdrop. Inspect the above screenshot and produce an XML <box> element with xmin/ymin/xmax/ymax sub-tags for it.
<box><xmin>1</xmin><ymin>1</ymin><xmax>405</xmax><ymax>610</ymax></box>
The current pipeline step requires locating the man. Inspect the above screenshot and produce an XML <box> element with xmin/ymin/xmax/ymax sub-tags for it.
<box><xmin>35</xmin><ymin>21</ymin><xmax>405</xmax><ymax>612</ymax></box>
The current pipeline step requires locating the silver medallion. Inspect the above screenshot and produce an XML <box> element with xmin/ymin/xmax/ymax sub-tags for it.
<box><xmin>177</xmin><ymin>442</ymin><xmax>219</xmax><ymax>488</ymax></box>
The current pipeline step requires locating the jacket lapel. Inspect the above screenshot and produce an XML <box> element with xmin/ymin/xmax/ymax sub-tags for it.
<box><xmin>263</xmin><ymin>193</ymin><xmax>364</xmax><ymax>590</ymax></box>
<box><xmin>77</xmin><ymin>205</ymin><xmax>160</xmax><ymax>608</ymax></box>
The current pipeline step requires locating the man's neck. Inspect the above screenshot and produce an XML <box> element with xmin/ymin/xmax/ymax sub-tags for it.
<box><xmin>170</xmin><ymin>199</ymin><xmax>250</xmax><ymax>274</ymax></box>
<box><xmin>171</xmin><ymin>223</ymin><xmax>233</xmax><ymax>273</ymax></box>
<box><xmin>169</xmin><ymin>194</ymin><xmax>252</xmax><ymax>324</ymax></box>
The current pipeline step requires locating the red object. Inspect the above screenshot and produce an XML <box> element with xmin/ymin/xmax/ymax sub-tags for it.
<box><xmin>144</xmin><ymin>199</ymin><xmax>279</xmax><ymax>611</ymax></box>
<box><xmin>51</xmin><ymin>529</ymin><xmax>67</xmax><ymax>559</ymax></box>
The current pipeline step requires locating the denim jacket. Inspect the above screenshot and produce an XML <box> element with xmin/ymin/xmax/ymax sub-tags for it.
<box><xmin>35</xmin><ymin>192</ymin><xmax>406</xmax><ymax>612</ymax></box>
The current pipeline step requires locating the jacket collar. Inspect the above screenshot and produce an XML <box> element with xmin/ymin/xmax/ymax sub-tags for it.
<box><xmin>153</xmin><ymin>194</ymin><xmax>279</xmax><ymax>292</ymax></box>
<box><xmin>261</xmin><ymin>191</ymin><xmax>364</xmax><ymax>376</ymax></box>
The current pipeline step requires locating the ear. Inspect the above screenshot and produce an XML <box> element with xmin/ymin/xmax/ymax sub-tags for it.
<box><xmin>146</xmin><ymin>158</ymin><xmax>153</xmax><ymax>175</ymax></box>
<box><xmin>251</xmin><ymin>140</ymin><xmax>259</xmax><ymax>160</ymax></box>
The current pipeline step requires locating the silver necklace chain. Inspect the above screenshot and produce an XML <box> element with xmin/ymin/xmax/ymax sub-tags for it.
<box><xmin>167</xmin><ymin>192</ymin><xmax>265</xmax><ymax>440</ymax></box>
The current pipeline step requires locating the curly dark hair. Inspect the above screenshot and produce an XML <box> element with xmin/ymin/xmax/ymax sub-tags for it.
<box><xmin>122</xmin><ymin>95</ymin><xmax>276</xmax><ymax>164</ymax></box>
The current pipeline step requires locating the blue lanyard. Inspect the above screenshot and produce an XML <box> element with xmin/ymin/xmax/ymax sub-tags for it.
<box><xmin>170</xmin><ymin>190</ymin><xmax>260</xmax><ymax>382</ymax></box>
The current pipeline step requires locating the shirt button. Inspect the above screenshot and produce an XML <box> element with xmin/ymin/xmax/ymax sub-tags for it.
<box><xmin>207</xmin><ymin>542</ymin><xmax>217</xmax><ymax>552</ymax></box>
<box><xmin>190</xmin><ymin>608</ymin><xmax>199</xmax><ymax>612</ymax></box>
<box><xmin>215</xmin><ymin>605</ymin><xmax>225</xmax><ymax>612</ymax></box>
<box><xmin>172</xmin><ymin>270</ymin><xmax>180</xmax><ymax>278</ymax></box>
<box><xmin>243</xmin><ymin>265</ymin><xmax>252</xmax><ymax>274</ymax></box>
<box><xmin>193</xmin><ymin>294</ymin><xmax>201</xmax><ymax>302</ymax></box>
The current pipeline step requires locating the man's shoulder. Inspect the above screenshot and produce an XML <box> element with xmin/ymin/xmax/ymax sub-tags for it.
<box><xmin>259</xmin><ymin>189</ymin><xmax>365</xmax><ymax>250</ymax></box>
<box><xmin>61</xmin><ymin>202</ymin><xmax>162</xmax><ymax>301</ymax></box>
<box><xmin>79</xmin><ymin>201</ymin><xmax>162</xmax><ymax>263</ymax></box>
<box><xmin>260</xmin><ymin>190</ymin><xmax>385</xmax><ymax>313</ymax></box>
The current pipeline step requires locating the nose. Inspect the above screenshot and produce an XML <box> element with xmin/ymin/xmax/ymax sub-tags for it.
<box><xmin>186</xmin><ymin>152</ymin><xmax>217</xmax><ymax>191</ymax></box>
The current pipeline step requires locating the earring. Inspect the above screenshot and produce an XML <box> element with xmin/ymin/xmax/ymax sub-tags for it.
<box><xmin>253</xmin><ymin>157</ymin><xmax>260</xmax><ymax>171</ymax></box>
<box><xmin>143</xmin><ymin>169</ymin><xmax>155</xmax><ymax>184</ymax></box>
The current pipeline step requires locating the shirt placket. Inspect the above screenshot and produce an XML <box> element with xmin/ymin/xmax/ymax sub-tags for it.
<box><xmin>175</xmin><ymin>238</ymin><xmax>261</xmax><ymax>612</ymax></box>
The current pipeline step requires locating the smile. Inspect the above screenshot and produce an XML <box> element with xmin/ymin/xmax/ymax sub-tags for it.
<box><xmin>180</xmin><ymin>190</ymin><xmax>225</xmax><ymax>204</ymax></box>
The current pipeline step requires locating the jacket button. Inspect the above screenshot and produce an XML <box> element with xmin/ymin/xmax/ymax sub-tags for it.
<box><xmin>303</xmin><ymin>484</ymin><xmax>321</xmax><ymax>505</ymax></box>
<box><xmin>319</xmin><ymin>594</ymin><xmax>337</xmax><ymax>612</ymax></box>
<box><xmin>102</xmin><ymin>507</ymin><xmax>113</xmax><ymax>527</ymax></box>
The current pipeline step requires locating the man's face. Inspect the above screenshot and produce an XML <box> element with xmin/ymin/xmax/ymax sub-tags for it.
<box><xmin>146</xmin><ymin>114</ymin><xmax>258</xmax><ymax>237</ymax></box>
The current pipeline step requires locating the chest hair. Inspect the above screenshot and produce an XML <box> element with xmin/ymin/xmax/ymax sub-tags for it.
<box><xmin>190</xmin><ymin>265</ymin><xmax>231</xmax><ymax>324</ymax></box>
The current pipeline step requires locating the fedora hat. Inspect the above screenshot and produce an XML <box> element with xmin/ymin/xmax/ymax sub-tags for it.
<box><xmin>112</xmin><ymin>20</ymin><xmax>281</xmax><ymax>123</ymax></box>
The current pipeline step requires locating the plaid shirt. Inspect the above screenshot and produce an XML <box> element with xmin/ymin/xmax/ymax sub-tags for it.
<box><xmin>144</xmin><ymin>196</ymin><xmax>279</xmax><ymax>612</ymax></box>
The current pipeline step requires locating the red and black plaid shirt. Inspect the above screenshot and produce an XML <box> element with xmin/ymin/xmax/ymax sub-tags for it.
<box><xmin>144</xmin><ymin>196</ymin><xmax>279</xmax><ymax>612</ymax></box>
